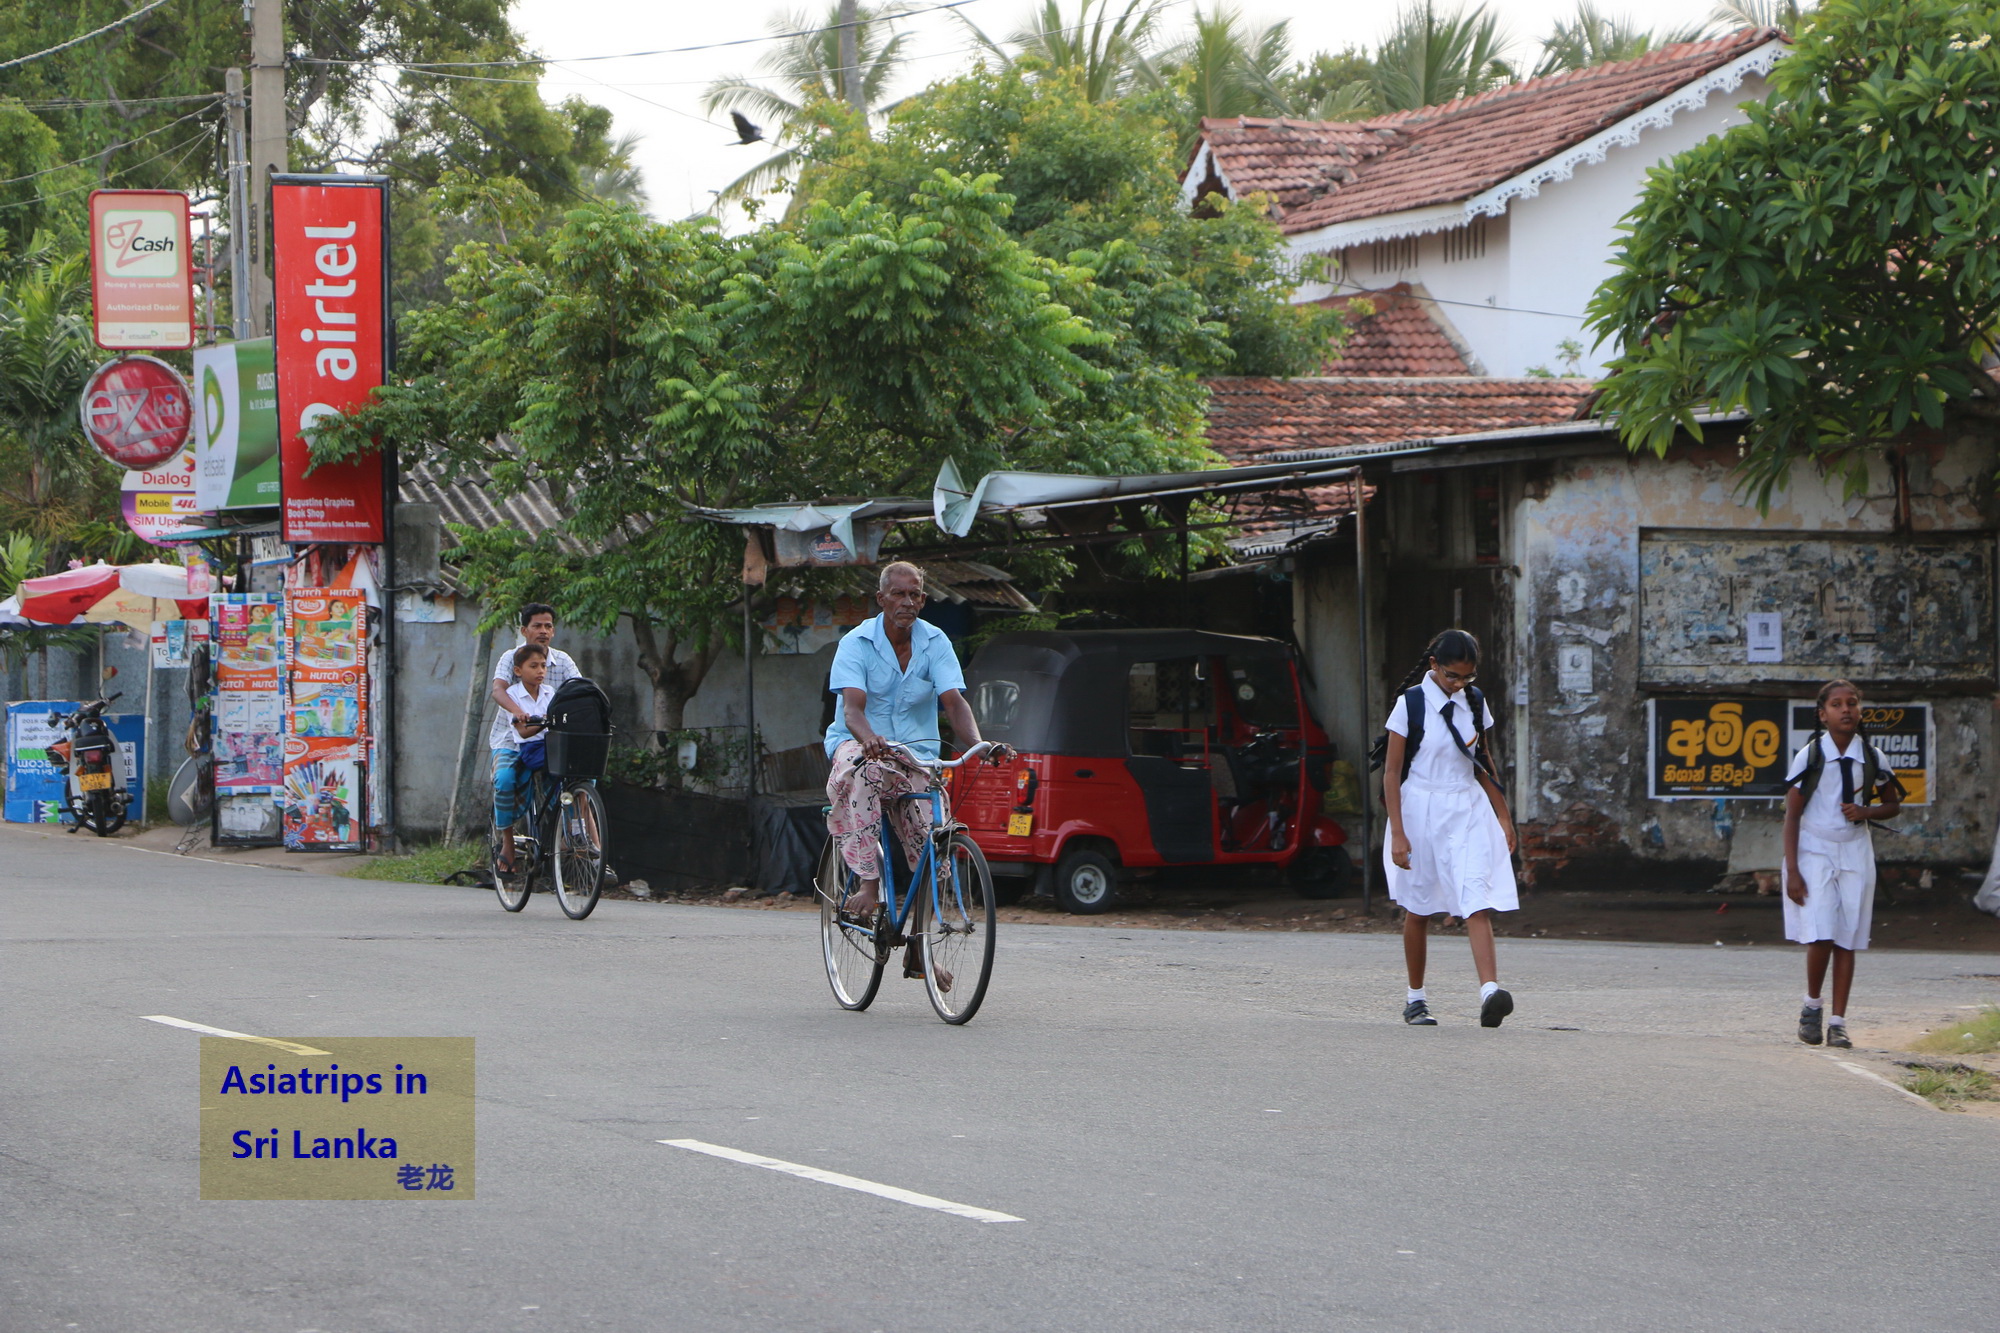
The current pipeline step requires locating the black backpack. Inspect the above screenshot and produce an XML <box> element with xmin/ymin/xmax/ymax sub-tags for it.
<box><xmin>1792</xmin><ymin>735</ymin><xmax>1895</xmax><ymax>805</ymax></box>
<box><xmin>1368</xmin><ymin>684</ymin><xmax>1495</xmax><ymax>782</ymax></box>
<box><xmin>545</xmin><ymin>676</ymin><xmax>612</xmax><ymax>735</ymax></box>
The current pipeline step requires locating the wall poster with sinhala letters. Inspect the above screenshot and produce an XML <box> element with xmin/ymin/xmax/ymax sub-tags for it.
<box><xmin>1789</xmin><ymin>702</ymin><xmax>1932</xmax><ymax>806</ymax></box>
<box><xmin>1647</xmin><ymin>698</ymin><xmax>1790</xmax><ymax>799</ymax></box>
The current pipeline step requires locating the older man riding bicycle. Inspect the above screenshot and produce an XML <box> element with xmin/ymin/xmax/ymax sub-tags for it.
<box><xmin>824</xmin><ymin>561</ymin><xmax>1010</xmax><ymax>939</ymax></box>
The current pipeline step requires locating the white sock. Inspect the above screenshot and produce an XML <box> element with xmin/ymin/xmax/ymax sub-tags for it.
<box><xmin>1828</xmin><ymin>1015</ymin><xmax>1845</xmax><ymax>1027</ymax></box>
<box><xmin>1802</xmin><ymin>995</ymin><xmax>1823</xmax><ymax>1010</ymax></box>
<box><xmin>1480</xmin><ymin>981</ymin><xmax>1500</xmax><ymax>1001</ymax></box>
<box><xmin>1407</xmin><ymin>988</ymin><xmax>1426</xmax><ymax>1003</ymax></box>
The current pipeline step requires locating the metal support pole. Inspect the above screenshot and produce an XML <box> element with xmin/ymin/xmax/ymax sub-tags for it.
<box><xmin>247</xmin><ymin>1</ymin><xmax>287</xmax><ymax>335</ymax></box>
<box><xmin>742</xmin><ymin>595</ymin><xmax>758</xmax><ymax>796</ymax></box>
<box><xmin>223</xmin><ymin>68</ymin><xmax>251</xmax><ymax>339</ymax></box>
<box><xmin>1354</xmin><ymin>474</ymin><xmax>1374</xmax><ymax>916</ymax></box>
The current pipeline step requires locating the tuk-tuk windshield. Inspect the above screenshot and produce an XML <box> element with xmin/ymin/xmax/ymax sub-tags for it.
<box><xmin>1225</xmin><ymin>656</ymin><xmax>1298</xmax><ymax>730</ymax></box>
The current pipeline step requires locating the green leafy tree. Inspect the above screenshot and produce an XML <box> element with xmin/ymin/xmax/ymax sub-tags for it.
<box><xmin>1586</xmin><ymin>0</ymin><xmax>2000</xmax><ymax>505</ymax></box>
<box><xmin>1371</xmin><ymin>1</ymin><xmax>1514</xmax><ymax>111</ymax></box>
<box><xmin>310</xmin><ymin>169</ymin><xmax>1226</xmax><ymax>729</ymax></box>
<box><xmin>807</xmin><ymin>64</ymin><xmax>1344</xmax><ymax>379</ymax></box>
<box><xmin>957</xmin><ymin>0</ymin><xmax>1169</xmax><ymax>103</ymax></box>
<box><xmin>1279</xmin><ymin>48</ymin><xmax>1379</xmax><ymax>120</ymax></box>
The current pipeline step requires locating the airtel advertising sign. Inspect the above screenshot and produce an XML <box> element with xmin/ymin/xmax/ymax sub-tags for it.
<box><xmin>271</xmin><ymin>175</ymin><xmax>389</xmax><ymax>545</ymax></box>
<box><xmin>88</xmin><ymin>189</ymin><xmax>194</xmax><ymax>349</ymax></box>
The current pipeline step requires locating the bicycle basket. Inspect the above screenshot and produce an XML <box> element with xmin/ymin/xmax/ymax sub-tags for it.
<box><xmin>545</xmin><ymin>676</ymin><xmax>612</xmax><ymax>780</ymax></box>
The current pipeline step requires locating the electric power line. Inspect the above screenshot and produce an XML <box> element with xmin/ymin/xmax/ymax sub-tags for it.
<box><xmin>1328</xmin><ymin>281</ymin><xmax>1586</xmax><ymax>323</ymax></box>
<box><xmin>0</xmin><ymin>100</ymin><xmax>220</xmax><ymax>188</ymax></box>
<box><xmin>295</xmin><ymin>0</ymin><xmax>989</xmax><ymax>70</ymax></box>
<box><xmin>0</xmin><ymin>128</ymin><xmax>212</xmax><ymax>213</ymax></box>
<box><xmin>0</xmin><ymin>0</ymin><xmax>180</xmax><ymax>74</ymax></box>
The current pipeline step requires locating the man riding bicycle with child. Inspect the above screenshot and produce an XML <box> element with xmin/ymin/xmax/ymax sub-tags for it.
<box><xmin>824</xmin><ymin>561</ymin><xmax>1011</xmax><ymax>983</ymax></box>
<box><xmin>490</xmin><ymin>603</ymin><xmax>578</xmax><ymax>877</ymax></box>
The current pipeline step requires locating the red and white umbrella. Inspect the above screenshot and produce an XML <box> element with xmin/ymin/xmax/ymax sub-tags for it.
<box><xmin>15</xmin><ymin>562</ymin><xmax>208</xmax><ymax>625</ymax></box>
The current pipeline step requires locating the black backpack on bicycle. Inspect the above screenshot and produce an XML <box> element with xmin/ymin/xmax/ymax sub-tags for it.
<box><xmin>543</xmin><ymin>676</ymin><xmax>612</xmax><ymax>780</ymax></box>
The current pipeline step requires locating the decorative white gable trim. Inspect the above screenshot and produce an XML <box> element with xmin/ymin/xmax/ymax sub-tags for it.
<box><xmin>1179</xmin><ymin>142</ymin><xmax>1234</xmax><ymax>209</ymax></box>
<box><xmin>1282</xmin><ymin>39</ymin><xmax>1786</xmax><ymax>253</ymax></box>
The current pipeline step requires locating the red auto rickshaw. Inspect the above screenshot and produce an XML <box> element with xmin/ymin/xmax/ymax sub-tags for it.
<box><xmin>947</xmin><ymin>630</ymin><xmax>1351</xmax><ymax>913</ymax></box>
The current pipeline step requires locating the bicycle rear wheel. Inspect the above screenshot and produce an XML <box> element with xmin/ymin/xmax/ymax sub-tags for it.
<box><xmin>920</xmin><ymin>832</ymin><xmax>996</xmax><ymax>1024</ymax></box>
<box><xmin>817</xmin><ymin>836</ymin><xmax>884</xmax><ymax>1011</ymax></box>
<box><xmin>553</xmin><ymin>783</ymin><xmax>606</xmax><ymax>920</ymax></box>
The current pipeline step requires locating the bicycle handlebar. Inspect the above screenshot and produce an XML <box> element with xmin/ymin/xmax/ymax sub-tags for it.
<box><xmin>855</xmin><ymin>739</ymin><xmax>1003</xmax><ymax>770</ymax></box>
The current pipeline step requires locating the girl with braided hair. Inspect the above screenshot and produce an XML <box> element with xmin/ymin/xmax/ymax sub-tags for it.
<box><xmin>1381</xmin><ymin>629</ymin><xmax>1520</xmax><ymax>1027</ymax></box>
<box><xmin>1782</xmin><ymin>679</ymin><xmax>1902</xmax><ymax>1048</ymax></box>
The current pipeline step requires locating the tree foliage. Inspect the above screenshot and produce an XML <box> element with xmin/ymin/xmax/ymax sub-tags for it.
<box><xmin>1586</xmin><ymin>0</ymin><xmax>2000</xmax><ymax>505</ymax></box>
<box><xmin>1533</xmin><ymin>4</ymin><xmax>1709</xmax><ymax>79</ymax></box>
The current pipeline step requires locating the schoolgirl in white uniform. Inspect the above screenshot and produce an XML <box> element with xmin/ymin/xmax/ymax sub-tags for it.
<box><xmin>1380</xmin><ymin>630</ymin><xmax>1520</xmax><ymax>1027</ymax></box>
<box><xmin>1783</xmin><ymin>679</ymin><xmax>1902</xmax><ymax>1048</ymax></box>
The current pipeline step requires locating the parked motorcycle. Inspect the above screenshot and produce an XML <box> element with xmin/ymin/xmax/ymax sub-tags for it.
<box><xmin>48</xmin><ymin>695</ymin><xmax>129</xmax><ymax>836</ymax></box>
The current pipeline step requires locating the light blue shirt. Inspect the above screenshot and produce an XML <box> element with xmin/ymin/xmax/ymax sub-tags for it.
<box><xmin>823</xmin><ymin>614</ymin><xmax>966</xmax><ymax>761</ymax></box>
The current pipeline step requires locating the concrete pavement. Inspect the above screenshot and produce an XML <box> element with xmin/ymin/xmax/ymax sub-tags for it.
<box><xmin>3</xmin><ymin>821</ymin><xmax>1997</xmax><ymax>1331</ymax></box>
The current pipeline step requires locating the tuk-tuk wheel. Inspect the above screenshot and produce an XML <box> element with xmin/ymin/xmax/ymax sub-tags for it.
<box><xmin>1291</xmin><ymin>845</ymin><xmax>1354</xmax><ymax>899</ymax></box>
<box><xmin>1054</xmin><ymin>847</ymin><xmax>1119</xmax><ymax>915</ymax></box>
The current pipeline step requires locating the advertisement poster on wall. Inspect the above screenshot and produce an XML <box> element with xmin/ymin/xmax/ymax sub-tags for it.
<box><xmin>192</xmin><ymin>339</ymin><xmax>281</xmax><ymax>510</ymax></box>
<box><xmin>1646</xmin><ymin>698</ymin><xmax>1790</xmax><ymax>799</ymax></box>
<box><xmin>271</xmin><ymin>176</ymin><xmax>387</xmax><ymax>544</ymax></box>
<box><xmin>282</xmin><ymin>736</ymin><xmax>364</xmax><ymax>851</ymax></box>
<box><xmin>1788</xmin><ymin>702</ymin><xmax>1932</xmax><ymax>806</ymax></box>
<box><xmin>210</xmin><ymin>593</ymin><xmax>285</xmax><ymax>845</ymax></box>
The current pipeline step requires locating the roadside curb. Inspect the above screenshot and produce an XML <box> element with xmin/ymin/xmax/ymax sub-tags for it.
<box><xmin>1817</xmin><ymin>1051</ymin><xmax>1938</xmax><ymax>1110</ymax></box>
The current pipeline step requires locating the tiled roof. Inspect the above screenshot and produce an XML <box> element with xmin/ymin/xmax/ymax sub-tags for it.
<box><xmin>1197</xmin><ymin>28</ymin><xmax>1781</xmax><ymax>235</ymax></box>
<box><xmin>1317</xmin><ymin>284</ymin><xmax>1471</xmax><ymax>376</ymax></box>
<box><xmin>1205</xmin><ymin>376</ymin><xmax>1598</xmax><ymax>464</ymax></box>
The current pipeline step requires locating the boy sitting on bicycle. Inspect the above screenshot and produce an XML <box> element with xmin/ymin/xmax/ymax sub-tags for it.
<box><xmin>494</xmin><ymin>643</ymin><xmax>554</xmax><ymax>876</ymax></box>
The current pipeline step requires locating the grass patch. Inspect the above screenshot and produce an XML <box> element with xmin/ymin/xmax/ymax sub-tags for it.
<box><xmin>1903</xmin><ymin>1062</ymin><xmax>1998</xmax><ymax>1110</ymax></box>
<box><xmin>1912</xmin><ymin>1005</ymin><xmax>2000</xmax><ymax>1056</ymax></box>
<box><xmin>345</xmin><ymin>840</ymin><xmax>484</xmax><ymax>885</ymax></box>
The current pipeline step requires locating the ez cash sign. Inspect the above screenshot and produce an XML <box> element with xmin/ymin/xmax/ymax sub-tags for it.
<box><xmin>271</xmin><ymin>175</ymin><xmax>388</xmax><ymax>545</ymax></box>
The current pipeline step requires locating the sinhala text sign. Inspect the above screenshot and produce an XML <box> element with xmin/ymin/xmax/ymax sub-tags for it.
<box><xmin>88</xmin><ymin>189</ymin><xmax>193</xmax><ymax>349</ymax></box>
<box><xmin>1789</xmin><ymin>702</ymin><xmax>1932</xmax><ymax>805</ymax></box>
<box><xmin>1647</xmin><ymin>698</ymin><xmax>1789</xmax><ymax>798</ymax></box>
<box><xmin>271</xmin><ymin>175</ymin><xmax>388</xmax><ymax>544</ymax></box>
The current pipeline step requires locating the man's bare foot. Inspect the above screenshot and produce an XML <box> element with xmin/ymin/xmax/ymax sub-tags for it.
<box><xmin>903</xmin><ymin>945</ymin><xmax>951</xmax><ymax>992</ymax></box>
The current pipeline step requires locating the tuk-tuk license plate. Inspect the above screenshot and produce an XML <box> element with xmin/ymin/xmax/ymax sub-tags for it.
<box><xmin>1007</xmin><ymin>812</ymin><xmax>1033</xmax><ymax>837</ymax></box>
<box><xmin>78</xmin><ymin>772</ymin><xmax>113</xmax><ymax>792</ymax></box>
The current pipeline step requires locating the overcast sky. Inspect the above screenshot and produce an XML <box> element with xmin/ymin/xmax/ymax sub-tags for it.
<box><xmin>506</xmin><ymin>0</ymin><xmax>1731</xmax><ymax>223</ymax></box>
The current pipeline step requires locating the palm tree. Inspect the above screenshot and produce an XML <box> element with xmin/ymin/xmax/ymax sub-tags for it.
<box><xmin>700</xmin><ymin>3</ymin><xmax>911</xmax><ymax>210</ymax></box>
<box><xmin>1710</xmin><ymin>0</ymin><xmax>1809</xmax><ymax>32</ymax></box>
<box><xmin>1148</xmin><ymin>5</ymin><xmax>1297</xmax><ymax>151</ymax></box>
<box><xmin>0</xmin><ymin>248</ymin><xmax>100</xmax><ymax>556</ymax></box>
<box><xmin>957</xmin><ymin>0</ymin><xmax>1169</xmax><ymax>103</ymax></box>
<box><xmin>1370</xmin><ymin>2</ymin><xmax>1514</xmax><ymax>112</ymax></box>
<box><xmin>579</xmin><ymin>131</ymin><xmax>649</xmax><ymax>211</ymax></box>
<box><xmin>1534</xmin><ymin>4</ymin><xmax>1712</xmax><ymax>78</ymax></box>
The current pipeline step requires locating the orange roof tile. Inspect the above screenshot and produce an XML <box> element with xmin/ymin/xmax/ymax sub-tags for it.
<box><xmin>1197</xmin><ymin>28</ymin><xmax>1782</xmax><ymax>235</ymax></box>
<box><xmin>1316</xmin><ymin>284</ymin><xmax>1471</xmax><ymax>376</ymax></box>
<box><xmin>1205</xmin><ymin>376</ymin><xmax>1597</xmax><ymax>464</ymax></box>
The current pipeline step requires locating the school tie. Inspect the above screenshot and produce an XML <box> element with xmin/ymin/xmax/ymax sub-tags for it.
<box><xmin>1837</xmin><ymin>756</ymin><xmax>1855</xmax><ymax>805</ymax></box>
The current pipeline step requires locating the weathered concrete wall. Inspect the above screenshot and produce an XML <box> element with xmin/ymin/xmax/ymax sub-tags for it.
<box><xmin>1515</xmin><ymin>427</ymin><xmax>2000</xmax><ymax>882</ymax></box>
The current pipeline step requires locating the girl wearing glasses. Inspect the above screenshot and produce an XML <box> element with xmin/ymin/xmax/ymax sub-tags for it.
<box><xmin>1380</xmin><ymin>629</ymin><xmax>1520</xmax><ymax>1028</ymax></box>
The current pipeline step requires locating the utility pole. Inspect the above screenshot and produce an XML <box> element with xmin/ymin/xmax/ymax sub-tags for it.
<box><xmin>836</xmin><ymin>0</ymin><xmax>865</xmax><ymax>114</ymax></box>
<box><xmin>247</xmin><ymin>0</ymin><xmax>287</xmax><ymax>336</ymax></box>
<box><xmin>224</xmin><ymin>67</ymin><xmax>251</xmax><ymax>340</ymax></box>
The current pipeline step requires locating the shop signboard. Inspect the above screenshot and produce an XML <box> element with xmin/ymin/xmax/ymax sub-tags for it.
<box><xmin>4</xmin><ymin>704</ymin><xmax>145</xmax><ymax>823</ymax></box>
<box><xmin>1646</xmin><ymin>697</ymin><xmax>1789</xmax><ymax>799</ymax></box>
<box><xmin>80</xmin><ymin>355</ymin><xmax>194</xmax><ymax>469</ymax></box>
<box><xmin>120</xmin><ymin>444</ymin><xmax>202</xmax><ymax>545</ymax></box>
<box><xmin>88</xmin><ymin>189</ymin><xmax>193</xmax><ymax>349</ymax></box>
<box><xmin>1788</xmin><ymin>701</ymin><xmax>1932</xmax><ymax>806</ymax></box>
<box><xmin>272</xmin><ymin>176</ymin><xmax>388</xmax><ymax>544</ymax></box>
<box><xmin>192</xmin><ymin>339</ymin><xmax>281</xmax><ymax>510</ymax></box>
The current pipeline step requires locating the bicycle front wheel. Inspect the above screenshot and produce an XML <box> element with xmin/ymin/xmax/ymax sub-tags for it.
<box><xmin>553</xmin><ymin>783</ymin><xmax>606</xmax><ymax>920</ymax></box>
<box><xmin>920</xmin><ymin>832</ymin><xmax>996</xmax><ymax>1024</ymax></box>
<box><xmin>491</xmin><ymin>822</ymin><xmax>533</xmax><ymax>913</ymax></box>
<box><xmin>817</xmin><ymin>836</ymin><xmax>884</xmax><ymax>1011</ymax></box>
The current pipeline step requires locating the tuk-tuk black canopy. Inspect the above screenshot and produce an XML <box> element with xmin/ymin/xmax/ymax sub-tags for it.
<box><xmin>964</xmin><ymin>629</ymin><xmax>1296</xmax><ymax>757</ymax></box>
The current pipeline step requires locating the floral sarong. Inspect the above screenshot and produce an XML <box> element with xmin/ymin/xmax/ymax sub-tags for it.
<box><xmin>825</xmin><ymin>739</ymin><xmax>932</xmax><ymax>880</ymax></box>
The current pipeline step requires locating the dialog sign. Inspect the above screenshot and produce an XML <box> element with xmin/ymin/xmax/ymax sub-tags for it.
<box><xmin>89</xmin><ymin>189</ymin><xmax>194</xmax><ymax>349</ymax></box>
<box><xmin>271</xmin><ymin>175</ymin><xmax>388</xmax><ymax>544</ymax></box>
<box><xmin>1647</xmin><ymin>698</ymin><xmax>1789</xmax><ymax>798</ymax></box>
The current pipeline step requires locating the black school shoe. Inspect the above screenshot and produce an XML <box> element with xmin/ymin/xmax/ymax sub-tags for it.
<box><xmin>1798</xmin><ymin>1005</ymin><xmax>1824</xmax><ymax>1045</ymax></box>
<box><xmin>1402</xmin><ymin>1000</ymin><xmax>1437</xmax><ymax>1025</ymax></box>
<box><xmin>1479</xmin><ymin>988</ymin><xmax>1514</xmax><ymax>1028</ymax></box>
<box><xmin>1825</xmin><ymin>1023</ymin><xmax>1852</xmax><ymax>1049</ymax></box>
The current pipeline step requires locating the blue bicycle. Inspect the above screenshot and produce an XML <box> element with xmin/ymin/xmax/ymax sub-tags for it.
<box><xmin>816</xmin><ymin>741</ymin><xmax>998</xmax><ymax>1024</ymax></box>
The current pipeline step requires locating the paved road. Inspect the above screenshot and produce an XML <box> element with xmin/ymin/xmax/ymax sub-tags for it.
<box><xmin>5</xmin><ymin>823</ymin><xmax>1997</xmax><ymax>1332</ymax></box>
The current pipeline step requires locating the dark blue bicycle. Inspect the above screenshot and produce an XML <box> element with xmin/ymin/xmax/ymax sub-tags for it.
<box><xmin>815</xmin><ymin>741</ymin><xmax>997</xmax><ymax>1024</ymax></box>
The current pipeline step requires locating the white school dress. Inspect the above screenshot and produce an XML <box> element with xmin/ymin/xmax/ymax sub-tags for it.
<box><xmin>1783</xmin><ymin>734</ymin><xmax>1890</xmax><ymax>951</ymax></box>
<box><xmin>1383</xmin><ymin>674</ymin><xmax>1518</xmax><ymax>918</ymax></box>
